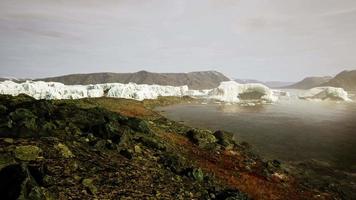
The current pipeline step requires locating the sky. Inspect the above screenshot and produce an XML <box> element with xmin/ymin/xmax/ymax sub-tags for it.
<box><xmin>0</xmin><ymin>0</ymin><xmax>356</xmax><ymax>81</ymax></box>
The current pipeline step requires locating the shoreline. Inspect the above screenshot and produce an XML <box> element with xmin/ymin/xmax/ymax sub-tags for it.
<box><xmin>0</xmin><ymin>94</ymin><xmax>343</xmax><ymax>199</ymax></box>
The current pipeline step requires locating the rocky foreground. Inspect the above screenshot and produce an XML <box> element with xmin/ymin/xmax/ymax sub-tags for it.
<box><xmin>0</xmin><ymin>94</ymin><xmax>338</xmax><ymax>199</ymax></box>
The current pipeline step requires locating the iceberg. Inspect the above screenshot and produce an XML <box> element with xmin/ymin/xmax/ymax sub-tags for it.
<box><xmin>206</xmin><ymin>81</ymin><xmax>278</xmax><ymax>103</ymax></box>
<box><xmin>299</xmin><ymin>87</ymin><xmax>352</xmax><ymax>101</ymax></box>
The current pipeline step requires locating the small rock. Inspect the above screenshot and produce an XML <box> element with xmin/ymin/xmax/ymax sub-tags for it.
<box><xmin>82</xmin><ymin>178</ymin><xmax>98</xmax><ymax>195</ymax></box>
<box><xmin>134</xmin><ymin>145</ymin><xmax>142</xmax><ymax>154</ymax></box>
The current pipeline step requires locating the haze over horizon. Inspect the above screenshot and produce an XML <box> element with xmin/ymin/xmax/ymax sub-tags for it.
<box><xmin>1</xmin><ymin>0</ymin><xmax>356</xmax><ymax>82</ymax></box>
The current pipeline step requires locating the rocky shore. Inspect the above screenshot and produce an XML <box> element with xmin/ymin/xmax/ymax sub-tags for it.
<box><xmin>0</xmin><ymin>94</ymin><xmax>338</xmax><ymax>199</ymax></box>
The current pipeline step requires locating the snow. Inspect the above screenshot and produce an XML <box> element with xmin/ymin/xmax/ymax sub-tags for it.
<box><xmin>0</xmin><ymin>80</ymin><xmax>281</xmax><ymax>103</ymax></box>
<box><xmin>207</xmin><ymin>81</ymin><xmax>278</xmax><ymax>103</ymax></box>
<box><xmin>299</xmin><ymin>87</ymin><xmax>352</xmax><ymax>101</ymax></box>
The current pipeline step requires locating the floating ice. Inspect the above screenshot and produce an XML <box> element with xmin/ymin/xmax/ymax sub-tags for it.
<box><xmin>207</xmin><ymin>81</ymin><xmax>278</xmax><ymax>103</ymax></box>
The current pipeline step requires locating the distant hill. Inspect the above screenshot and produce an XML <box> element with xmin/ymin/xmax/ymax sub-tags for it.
<box><xmin>320</xmin><ymin>70</ymin><xmax>356</xmax><ymax>91</ymax></box>
<box><xmin>284</xmin><ymin>76</ymin><xmax>332</xmax><ymax>89</ymax></box>
<box><xmin>37</xmin><ymin>70</ymin><xmax>230</xmax><ymax>90</ymax></box>
<box><xmin>235</xmin><ymin>79</ymin><xmax>294</xmax><ymax>88</ymax></box>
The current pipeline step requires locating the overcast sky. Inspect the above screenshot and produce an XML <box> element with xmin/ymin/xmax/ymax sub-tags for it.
<box><xmin>0</xmin><ymin>0</ymin><xmax>356</xmax><ymax>81</ymax></box>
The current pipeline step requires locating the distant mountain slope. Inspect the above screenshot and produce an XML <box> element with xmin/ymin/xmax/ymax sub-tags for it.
<box><xmin>235</xmin><ymin>79</ymin><xmax>294</xmax><ymax>88</ymax></box>
<box><xmin>284</xmin><ymin>76</ymin><xmax>332</xmax><ymax>89</ymax></box>
<box><xmin>320</xmin><ymin>70</ymin><xmax>356</xmax><ymax>91</ymax></box>
<box><xmin>37</xmin><ymin>70</ymin><xmax>230</xmax><ymax>90</ymax></box>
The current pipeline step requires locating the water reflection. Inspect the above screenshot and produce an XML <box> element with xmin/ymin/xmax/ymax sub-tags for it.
<box><xmin>216</xmin><ymin>104</ymin><xmax>267</xmax><ymax>113</ymax></box>
<box><xmin>158</xmin><ymin>99</ymin><xmax>356</xmax><ymax>172</ymax></box>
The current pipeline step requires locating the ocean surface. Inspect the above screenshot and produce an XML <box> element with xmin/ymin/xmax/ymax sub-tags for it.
<box><xmin>157</xmin><ymin>92</ymin><xmax>356</xmax><ymax>172</ymax></box>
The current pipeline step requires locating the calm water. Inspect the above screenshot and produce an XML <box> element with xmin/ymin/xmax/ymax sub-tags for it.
<box><xmin>158</xmin><ymin>97</ymin><xmax>356</xmax><ymax>172</ymax></box>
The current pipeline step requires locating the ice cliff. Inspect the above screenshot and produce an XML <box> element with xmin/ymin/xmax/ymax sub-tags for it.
<box><xmin>0</xmin><ymin>80</ymin><xmax>281</xmax><ymax>103</ymax></box>
<box><xmin>0</xmin><ymin>81</ymin><xmax>188</xmax><ymax>101</ymax></box>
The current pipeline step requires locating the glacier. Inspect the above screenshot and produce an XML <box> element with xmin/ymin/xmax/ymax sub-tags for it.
<box><xmin>0</xmin><ymin>81</ymin><xmax>189</xmax><ymax>101</ymax></box>
<box><xmin>299</xmin><ymin>87</ymin><xmax>352</xmax><ymax>102</ymax></box>
<box><xmin>0</xmin><ymin>80</ymin><xmax>283</xmax><ymax>103</ymax></box>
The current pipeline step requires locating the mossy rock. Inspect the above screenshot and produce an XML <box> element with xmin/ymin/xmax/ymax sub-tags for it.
<box><xmin>27</xmin><ymin>186</ymin><xmax>55</xmax><ymax>200</ymax></box>
<box><xmin>138</xmin><ymin>135</ymin><xmax>166</xmax><ymax>151</ymax></box>
<box><xmin>54</xmin><ymin>143</ymin><xmax>74</xmax><ymax>158</ymax></box>
<box><xmin>160</xmin><ymin>152</ymin><xmax>188</xmax><ymax>174</ymax></box>
<box><xmin>126</xmin><ymin>118</ymin><xmax>151</xmax><ymax>134</ymax></box>
<box><xmin>9</xmin><ymin>108</ymin><xmax>38</xmax><ymax>133</ymax></box>
<box><xmin>14</xmin><ymin>145</ymin><xmax>42</xmax><ymax>161</ymax></box>
<box><xmin>187</xmin><ymin>129</ymin><xmax>217</xmax><ymax>149</ymax></box>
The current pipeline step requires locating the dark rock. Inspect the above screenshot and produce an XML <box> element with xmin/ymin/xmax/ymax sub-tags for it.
<box><xmin>0</xmin><ymin>164</ymin><xmax>26</xmax><ymax>200</ymax></box>
<box><xmin>119</xmin><ymin>148</ymin><xmax>133</xmax><ymax>159</ymax></box>
<box><xmin>0</xmin><ymin>104</ymin><xmax>7</xmax><ymax>115</ymax></box>
<box><xmin>126</xmin><ymin>118</ymin><xmax>151</xmax><ymax>134</ymax></box>
<box><xmin>0</xmin><ymin>163</ymin><xmax>51</xmax><ymax>200</ymax></box>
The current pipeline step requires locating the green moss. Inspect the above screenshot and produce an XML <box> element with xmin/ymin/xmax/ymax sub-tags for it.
<box><xmin>192</xmin><ymin>168</ymin><xmax>204</xmax><ymax>182</ymax></box>
<box><xmin>14</xmin><ymin>145</ymin><xmax>42</xmax><ymax>161</ymax></box>
<box><xmin>187</xmin><ymin>129</ymin><xmax>217</xmax><ymax>149</ymax></box>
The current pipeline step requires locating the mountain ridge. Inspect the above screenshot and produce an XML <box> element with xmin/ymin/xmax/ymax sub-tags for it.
<box><xmin>283</xmin><ymin>76</ymin><xmax>333</xmax><ymax>89</ymax></box>
<box><xmin>320</xmin><ymin>70</ymin><xmax>356</xmax><ymax>91</ymax></box>
<box><xmin>284</xmin><ymin>69</ymin><xmax>356</xmax><ymax>91</ymax></box>
<box><xmin>36</xmin><ymin>70</ymin><xmax>230</xmax><ymax>90</ymax></box>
